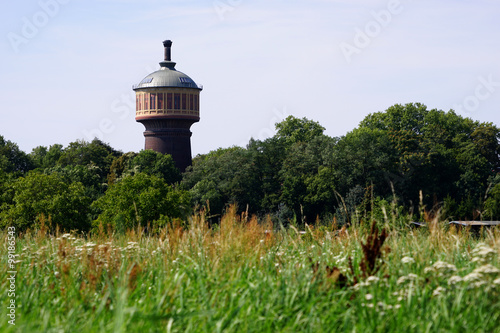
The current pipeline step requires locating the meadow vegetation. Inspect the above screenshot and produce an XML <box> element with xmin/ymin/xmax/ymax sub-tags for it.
<box><xmin>2</xmin><ymin>207</ymin><xmax>500</xmax><ymax>332</ymax></box>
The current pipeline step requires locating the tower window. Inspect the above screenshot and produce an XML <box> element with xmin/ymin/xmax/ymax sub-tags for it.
<box><xmin>167</xmin><ymin>93</ymin><xmax>172</xmax><ymax>109</ymax></box>
<box><xmin>194</xmin><ymin>95</ymin><xmax>198</xmax><ymax>111</ymax></box>
<box><xmin>144</xmin><ymin>93</ymin><xmax>149</xmax><ymax>110</ymax></box>
<box><xmin>190</xmin><ymin>94</ymin><xmax>194</xmax><ymax>110</ymax></box>
<box><xmin>174</xmin><ymin>93</ymin><xmax>181</xmax><ymax>109</ymax></box>
<box><xmin>150</xmin><ymin>93</ymin><xmax>156</xmax><ymax>110</ymax></box>
<box><xmin>182</xmin><ymin>94</ymin><xmax>187</xmax><ymax>110</ymax></box>
<box><xmin>158</xmin><ymin>93</ymin><xmax>164</xmax><ymax>109</ymax></box>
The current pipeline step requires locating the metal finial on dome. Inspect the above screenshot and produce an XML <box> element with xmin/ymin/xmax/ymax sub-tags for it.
<box><xmin>160</xmin><ymin>40</ymin><xmax>176</xmax><ymax>69</ymax></box>
<box><xmin>163</xmin><ymin>40</ymin><xmax>172</xmax><ymax>61</ymax></box>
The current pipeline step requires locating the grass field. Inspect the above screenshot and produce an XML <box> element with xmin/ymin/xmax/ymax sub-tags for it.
<box><xmin>2</xmin><ymin>206</ymin><xmax>500</xmax><ymax>332</ymax></box>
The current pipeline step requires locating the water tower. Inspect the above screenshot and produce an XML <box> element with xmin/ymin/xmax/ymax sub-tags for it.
<box><xmin>133</xmin><ymin>40</ymin><xmax>202</xmax><ymax>172</ymax></box>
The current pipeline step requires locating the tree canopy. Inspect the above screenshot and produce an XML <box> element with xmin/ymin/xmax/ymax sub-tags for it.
<box><xmin>1</xmin><ymin>104</ymin><xmax>499</xmax><ymax>231</ymax></box>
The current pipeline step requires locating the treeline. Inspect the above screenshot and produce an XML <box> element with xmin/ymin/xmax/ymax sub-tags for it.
<box><xmin>1</xmin><ymin>103</ymin><xmax>500</xmax><ymax>232</ymax></box>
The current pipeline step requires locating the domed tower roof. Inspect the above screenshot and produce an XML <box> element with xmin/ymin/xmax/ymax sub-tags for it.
<box><xmin>133</xmin><ymin>40</ymin><xmax>202</xmax><ymax>91</ymax></box>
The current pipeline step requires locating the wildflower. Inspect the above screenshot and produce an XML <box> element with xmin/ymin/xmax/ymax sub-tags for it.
<box><xmin>493</xmin><ymin>278</ymin><xmax>500</xmax><ymax>286</ymax></box>
<box><xmin>311</xmin><ymin>245</ymin><xmax>316</xmax><ymax>249</ymax></box>
<box><xmin>397</xmin><ymin>274</ymin><xmax>419</xmax><ymax>285</ymax></box>
<box><xmin>473</xmin><ymin>264</ymin><xmax>500</xmax><ymax>276</ymax></box>
<box><xmin>468</xmin><ymin>281</ymin><xmax>487</xmax><ymax>289</ymax></box>
<box><xmin>401</xmin><ymin>257</ymin><xmax>415</xmax><ymax>264</ymax></box>
<box><xmin>447</xmin><ymin>276</ymin><xmax>463</xmax><ymax>286</ymax></box>
<box><xmin>365</xmin><ymin>294</ymin><xmax>373</xmax><ymax>301</ymax></box>
<box><xmin>463</xmin><ymin>272</ymin><xmax>482</xmax><ymax>283</ymax></box>
<box><xmin>85</xmin><ymin>242</ymin><xmax>96</xmax><ymax>248</ymax></box>
<box><xmin>424</xmin><ymin>261</ymin><xmax>457</xmax><ymax>277</ymax></box>
<box><xmin>471</xmin><ymin>243</ymin><xmax>496</xmax><ymax>264</ymax></box>
<box><xmin>366</xmin><ymin>276</ymin><xmax>380</xmax><ymax>284</ymax></box>
<box><xmin>432</xmin><ymin>286</ymin><xmax>445</xmax><ymax>297</ymax></box>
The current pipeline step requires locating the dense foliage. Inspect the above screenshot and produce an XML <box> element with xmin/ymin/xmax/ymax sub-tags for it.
<box><xmin>1</xmin><ymin>103</ymin><xmax>499</xmax><ymax>232</ymax></box>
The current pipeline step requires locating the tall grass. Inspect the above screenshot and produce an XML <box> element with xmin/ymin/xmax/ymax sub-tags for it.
<box><xmin>2</xmin><ymin>207</ymin><xmax>500</xmax><ymax>332</ymax></box>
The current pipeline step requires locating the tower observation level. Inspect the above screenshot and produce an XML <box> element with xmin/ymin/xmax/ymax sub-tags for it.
<box><xmin>133</xmin><ymin>40</ymin><xmax>202</xmax><ymax>172</ymax></box>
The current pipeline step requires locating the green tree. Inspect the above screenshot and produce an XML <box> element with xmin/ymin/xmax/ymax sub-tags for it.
<box><xmin>93</xmin><ymin>173</ymin><xmax>191</xmax><ymax>231</ymax></box>
<box><xmin>30</xmin><ymin>144</ymin><xmax>63</xmax><ymax>170</ymax></box>
<box><xmin>107</xmin><ymin>152</ymin><xmax>137</xmax><ymax>185</ymax></box>
<box><xmin>0</xmin><ymin>135</ymin><xmax>33</xmax><ymax>174</ymax></box>
<box><xmin>58</xmin><ymin>138</ymin><xmax>122</xmax><ymax>182</ymax></box>
<box><xmin>127</xmin><ymin>150</ymin><xmax>181</xmax><ymax>184</ymax></box>
<box><xmin>0</xmin><ymin>172</ymin><xmax>91</xmax><ymax>231</ymax></box>
<box><xmin>333</xmin><ymin>127</ymin><xmax>396</xmax><ymax>198</ymax></box>
<box><xmin>279</xmin><ymin>135</ymin><xmax>337</xmax><ymax>220</ymax></box>
<box><xmin>275</xmin><ymin>116</ymin><xmax>325</xmax><ymax>146</ymax></box>
<box><xmin>357</xmin><ymin>103</ymin><xmax>500</xmax><ymax>214</ymax></box>
<box><xmin>247</xmin><ymin>137</ymin><xmax>287</xmax><ymax>213</ymax></box>
<box><xmin>484</xmin><ymin>183</ymin><xmax>500</xmax><ymax>220</ymax></box>
<box><xmin>182</xmin><ymin>147</ymin><xmax>261</xmax><ymax>216</ymax></box>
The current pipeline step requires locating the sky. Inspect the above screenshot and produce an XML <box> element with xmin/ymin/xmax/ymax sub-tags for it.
<box><xmin>1</xmin><ymin>0</ymin><xmax>499</xmax><ymax>156</ymax></box>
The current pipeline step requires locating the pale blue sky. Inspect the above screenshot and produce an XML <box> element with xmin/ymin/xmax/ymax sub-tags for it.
<box><xmin>1</xmin><ymin>0</ymin><xmax>499</xmax><ymax>156</ymax></box>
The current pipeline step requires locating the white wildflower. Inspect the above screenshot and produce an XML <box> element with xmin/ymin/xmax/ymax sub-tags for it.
<box><xmin>401</xmin><ymin>257</ymin><xmax>415</xmax><ymax>264</ymax></box>
<box><xmin>397</xmin><ymin>274</ymin><xmax>419</xmax><ymax>285</ymax></box>
<box><xmin>463</xmin><ymin>272</ymin><xmax>482</xmax><ymax>283</ymax></box>
<box><xmin>468</xmin><ymin>281</ymin><xmax>487</xmax><ymax>289</ymax></box>
<box><xmin>366</xmin><ymin>276</ymin><xmax>380</xmax><ymax>284</ymax></box>
<box><xmin>493</xmin><ymin>278</ymin><xmax>500</xmax><ymax>285</ymax></box>
<box><xmin>473</xmin><ymin>264</ymin><xmax>500</xmax><ymax>276</ymax></box>
<box><xmin>365</xmin><ymin>293</ymin><xmax>373</xmax><ymax>301</ymax></box>
<box><xmin>447</xmin><ymin>275</ymin><xmax>463</xmax><ymax>286</ymax></box>
<box><xmin>471</xmin><ymin>243</ymin><xmax>496</xmax><ymax>264</ymax></box>
<box><xmin>432</xmin><ymin>286</ymin><xmax>445</xmax><ymax>297</ymax></box>
<box><xmin>424</xmin><ymin>261</ymin><xmax>457</xmax><ymax>277</ymax></box>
